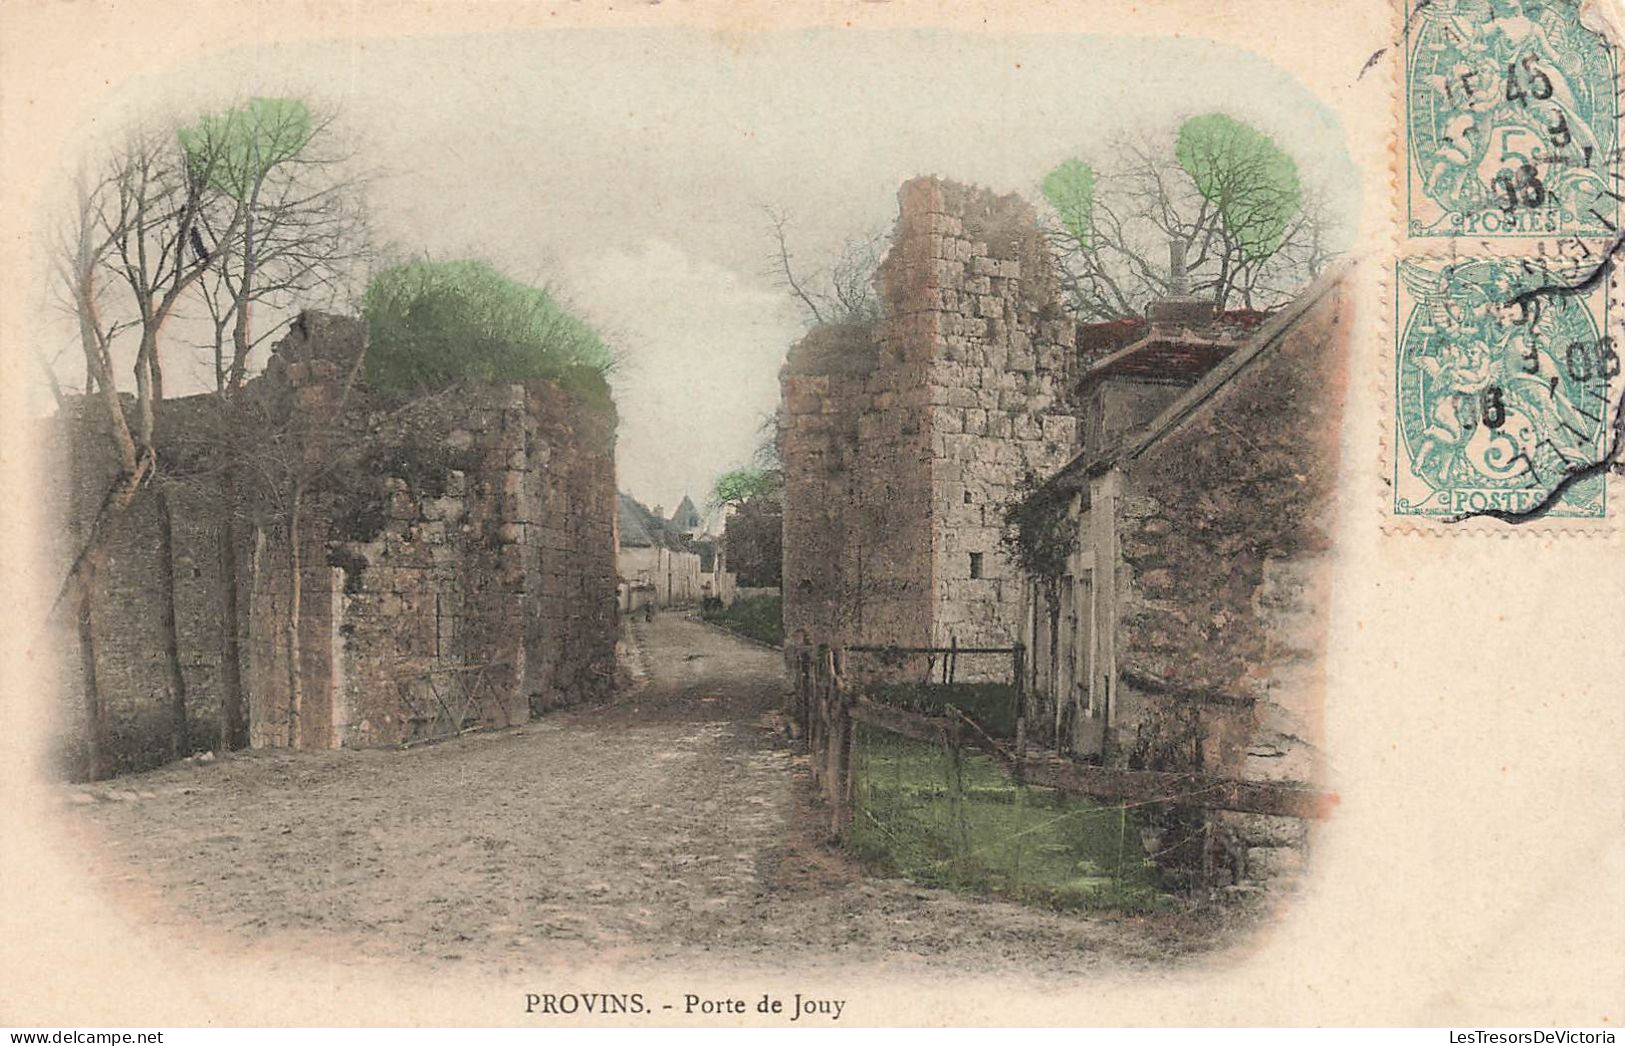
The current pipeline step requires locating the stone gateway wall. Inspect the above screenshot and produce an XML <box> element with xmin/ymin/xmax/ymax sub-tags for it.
<box><xmin>48</xmin><ymin>313</ymin><xmax>619</xmax><ymax>777</ymax></box>
<box><xmin>42</xmin><ymin>396</ymin><xmax>255</xmax><ymax>776</ymax></box>
<box><xmin>781</xmin><ymin>177</ymin><xmax>1076</xmax><ymax>663</ymax></box>
<box><xmin>721</xmin><ymin>500</ymin><xmax>782</xmax><ymax>589</ymax></box>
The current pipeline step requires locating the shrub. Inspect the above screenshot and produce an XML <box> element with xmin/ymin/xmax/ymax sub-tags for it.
<box><xmin>702</xmin><ymin>594</ymin><xmax>783</xmax><ymax>647</ymax></box>
<box><xmin>362</xmin><ymin>259</ymin><xmax>613</xmax><ymax>403</ymax></box>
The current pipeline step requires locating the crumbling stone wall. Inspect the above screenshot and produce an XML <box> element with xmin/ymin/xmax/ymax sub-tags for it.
<box><xmin>48</xmin><ymin>313</ymin><xmax>619</xmax><ymax>776</ymax></box>
<box><xmin>896</xmin><ymin>180</ymin><xmax>1078</xmax><ymax>650</ymax></box>
<box><xmin>43</xmin><ymin>395</ymin><xmax>256</xmax><ymax>776</ymax></box>
<box><xmin>781</xmin><ymin>177</ymin><xmax>1077</xmax><ymax>663</ymax></box>
<box><xmin>1112</xmin><ymin>280</ymin><xmax>1351</xmax><ymax>884</ymax></box>
<box><xmin>781</xmin><ymin>324</ymin><xmax>886</xmax><ymax>651</ymax></box>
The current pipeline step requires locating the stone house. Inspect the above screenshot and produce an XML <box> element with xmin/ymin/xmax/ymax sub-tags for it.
<box><xmin>779</xmin><ymin>175</ymin><xmax>1349</xmax><ymax>762</ymax></box>
<box><xmin>720</xmin><ymin>498</ymin><xmax>781</xmax><ymax>589</ymax></box>
<box><xmin>667</xmin><ymin>495</ymin><xmax>702</xmax><ymax>537</ymax></box>
<box><xmin>1020</xmin><ymin>267</ymin><xmax>1351</xmax><ymax>879</ymax></box>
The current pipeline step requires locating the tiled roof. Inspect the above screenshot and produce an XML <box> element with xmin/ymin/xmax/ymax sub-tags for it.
<box><xmin>1049</xmin><ymin>266</ymin><xmax>1349</xmax><ymax>493</ymax></box>
<box><xmin>1076</xmin><ymin>308</ymin><xmax>1274</xmax><ymax>388</ymax></box>
<box><xmin>618</xmin><ymin>493</ymin><xmax>663</xmax><ymax>548</ymax></box>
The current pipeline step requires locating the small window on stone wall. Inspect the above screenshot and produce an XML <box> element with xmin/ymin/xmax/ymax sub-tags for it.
<box><xmin>963</xmin><ymin>490</ymin><xmax>973</xmax><ymax>504</ymax></box>
<box><xmin>969</xmin><ymin>552</ymin><xmax>984</xmax><ymax>579</ymax></box>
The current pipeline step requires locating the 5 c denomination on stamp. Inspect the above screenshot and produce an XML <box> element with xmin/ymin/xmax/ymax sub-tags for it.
<box><xmin>1394</xmin><ymin>256</ymin><xmax>1616</xmax><ymax>518</ymax></box>
<box><xmin>1405</xmin><ymin>0</ymin><xmax>1620</xmax><ymax>238</ymax></box>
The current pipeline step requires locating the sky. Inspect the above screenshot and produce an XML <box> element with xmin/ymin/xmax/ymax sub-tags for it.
<box><xmin>31</xmin><ymin>26</ymin><xmax>1359</xmax><ymax>514</ymax></box>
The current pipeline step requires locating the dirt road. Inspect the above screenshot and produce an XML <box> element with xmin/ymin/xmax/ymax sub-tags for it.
<box><xmin>59</xmin><ymin>615</ymin><xmax>1224</xmax><ymax>978</ymax></box>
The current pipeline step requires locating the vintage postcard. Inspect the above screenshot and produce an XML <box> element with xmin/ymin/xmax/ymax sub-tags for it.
<box><xmin>0</xmin><ymin>0</ymin><xmax>1620</xmax><ymax>1031</ymax></box>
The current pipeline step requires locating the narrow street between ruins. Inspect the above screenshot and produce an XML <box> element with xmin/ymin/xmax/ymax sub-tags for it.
<box><xmin>56</xmin><ymin>615</ymin><xmax>1227</xmax><ymax>980</ymax></box>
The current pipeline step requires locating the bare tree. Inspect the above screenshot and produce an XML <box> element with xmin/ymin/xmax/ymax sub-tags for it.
<box><xmin>48</xmin><ymin>126</ymin><xmax>245</xmax><ymax>773</ymax></box>
<box><xmin>185</xmin><ymin>98</ymin><xmax>371</xmax><ymax>750</ymax></box>
<box><xmin>153</xmin><ymin>318</ymin><xmax>374</xmax><ymax>753</ymax></box>
<box><xmin>763</xmin><ymin>205</ymin><xmax>885</xmax><ymax>327</ymax></box>
<box><xmin>1044</xmin><ymin>121</ymin><xmax>1344</xmax><ymax>322</ymax></box>
<box><xmin>101</xmin><ymin>125</ymin><xmax>247</xmax><ymax>446</ymax></box>
<box><xmin>50</xmin><ymin>100</ymin><xmax>369</xmax><ymax>771</ymax></box>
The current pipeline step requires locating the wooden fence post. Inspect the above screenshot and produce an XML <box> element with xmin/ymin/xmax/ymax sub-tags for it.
<box><xmin>810</xmin><ymin>644</ymin><xmax>829</xmax><ymax>793</ymax></box>
<box><xmin>822</xmin><ymin>646</ymin><xmax>840</xmax><ymax>807</ymax></box>
<box><xmin>830</xmin><ymin>688</ymin><xmax>854</xmax><ymax>843</ymax></box>
<box><xmin>1012</xmin><ymin>643</ymin><xmax>1027</xmax><ymax>785</ymax></box>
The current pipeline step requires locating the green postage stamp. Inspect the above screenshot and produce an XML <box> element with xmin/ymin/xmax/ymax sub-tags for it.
<box><xmin>1405</xmin><ymin>0</ymin><xmax>1620</xmax><ymax>237</ymax></box>
<box><xmin>1397</xmin><ymin>0</ymin><xmax>1621</xmax><ymax>525</ymax></box>
<box><xmin>1394</xmin><ymin>257</ymin><xmax>1614</xmax><ymax>518</ymax></box>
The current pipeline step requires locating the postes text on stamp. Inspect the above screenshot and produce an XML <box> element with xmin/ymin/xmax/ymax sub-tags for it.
<box><xmin>1393</xmin><ymin>257</ymin><xmax>1617</xmax><ymax>518</ymax></box>
<box><xmin>1406</xmin><ymin>0</ymin><xmax>1620</xmax><ymax>238</ymax></box>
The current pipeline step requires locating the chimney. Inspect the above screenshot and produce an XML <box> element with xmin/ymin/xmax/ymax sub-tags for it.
<box><xmin>1168</xmin><ymin>240</ymin><xmax>1189</xmax><ymax>297</ymax></box>
<box><xmin>1147</xmin><ymin>238</ymin><xmax>1215</xmax><ymax>327</ymax></box>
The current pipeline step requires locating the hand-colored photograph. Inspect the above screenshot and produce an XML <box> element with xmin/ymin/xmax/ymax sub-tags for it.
<box><xmin>2</xmin><ymin>0</ymin><xmax>1620</xmax><ymax>1031</ymax></box>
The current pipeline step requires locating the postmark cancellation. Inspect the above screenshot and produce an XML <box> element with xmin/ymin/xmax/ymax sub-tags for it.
<box><xmin>1392</xmin><ymin>255</ymin><xmax>1617</xmax><ymax>520</ymax></box>
<box><xmin>1394</xmin><ymin>0</ymin><xmax>1623</xmax><ymax>530</ymax></box>
<box><xmin>1405</xmin><ymin>0</ymin><xmax>1620</xmax><ymax>239</ymax></box>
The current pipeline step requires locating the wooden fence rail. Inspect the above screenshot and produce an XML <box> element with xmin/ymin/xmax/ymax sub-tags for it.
<box><xmin>793</xmin><ymin>644</ymin><xmax>1337</xmax><ymax>843</ymax></box>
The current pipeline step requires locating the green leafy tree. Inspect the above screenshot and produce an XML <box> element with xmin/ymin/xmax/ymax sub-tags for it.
<box><xmin>362</xmin><ymin>259</ymin><xmax>614</xmax><ymax>398</ymax></box>
<box><xmin>711</xmin><ymin>411</ymin><xmax>785</xmax><ymax>510</ymax></box>
<box><xmin>1041</xmin><ymin>159</ymin><xmax>1096</xmax><ymax>247</ymax></box>
<box><xmin>710</xmin><ymin>466</ymin><xmax>782</xmax><ymax>509</ymax></box>
<box><xmin>1175</xmin><ymin>114</ymin><xmax>1301</xmax><ymax>262</ymax></box>
<box><xmin>1041</xmin><ymin>114</ymin><xmax>1338</xmax><ymax>320</ymax></box>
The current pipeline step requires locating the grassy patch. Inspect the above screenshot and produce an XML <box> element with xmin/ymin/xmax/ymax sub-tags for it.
<box><xmin>849</xmin><ymin>728</ymin><xmax>1168</xmax><ymax>913</ymax></box>
<box><xmin>864</xmin><ymin>682</ymin><xmax>1019</xmax><ymax>738</ymax></box>
<box><xmin>702</xmin><ymin>593</ymin><xmax>783</xmax><ymax>647</ymax></box>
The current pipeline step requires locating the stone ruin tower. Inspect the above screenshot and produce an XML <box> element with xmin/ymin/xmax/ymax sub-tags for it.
<box><xmin>781</xmin><ymin>177</ymin><xmax>1079</xmax><ymax>666</ymax></box>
